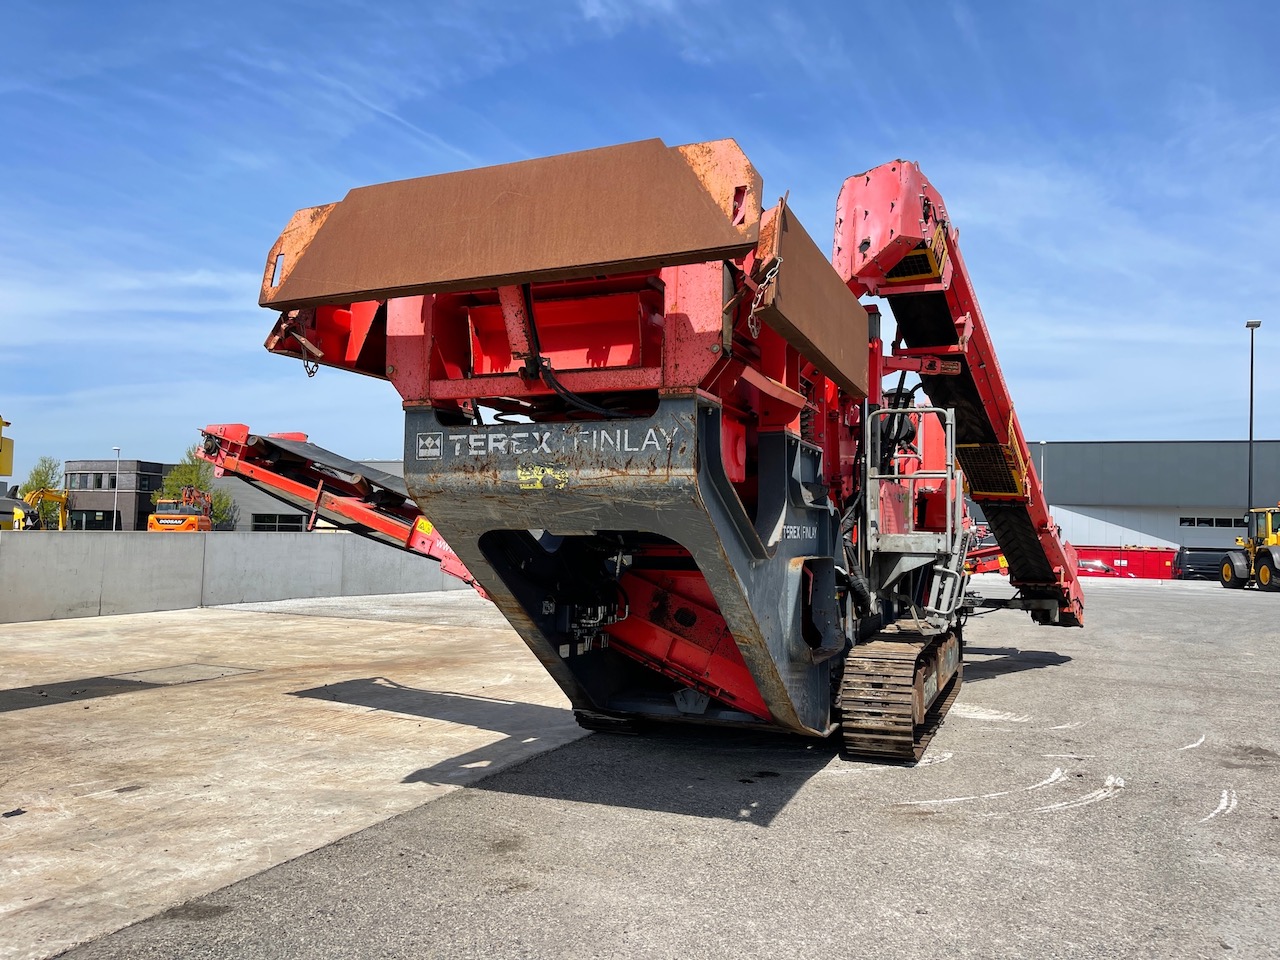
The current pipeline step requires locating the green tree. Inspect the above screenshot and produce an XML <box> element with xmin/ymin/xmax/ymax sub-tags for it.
<box><xmin>153</xmin><ymin>444</ymin><xmax>238</xmax><ymax>529</ymax></box>
<box><xmin>19</xmin><ymin>455</ymin><xmax>63</xmax><ymax>528</ymax></box>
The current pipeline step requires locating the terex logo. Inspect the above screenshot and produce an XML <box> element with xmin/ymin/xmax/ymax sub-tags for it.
<box><xmin>442</xmin><ymin>425</ymin><xmax>680</xmax><ymax>458</ymax></box>
<box><xmin>416</xmin><ymin>432</ymin><xmax>443</xmax><ymax>460</ymax></box>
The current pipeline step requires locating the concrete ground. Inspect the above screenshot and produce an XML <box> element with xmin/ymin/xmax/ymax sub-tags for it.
<box><xmin>4</xmin><ymin>577</ymin><xmax>1279</xmax><ymax>959</ymax></box>
<box><xmin>0</xmin><ymin>593</ymin><xmax>584</xmax><ymax>960</ymax></box>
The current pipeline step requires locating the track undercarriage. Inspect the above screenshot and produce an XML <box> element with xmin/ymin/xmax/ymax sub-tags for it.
<box><xmin>839</xmin><ymin>629</ymin><xmax>963</xmax><ymax>761</ymax></box>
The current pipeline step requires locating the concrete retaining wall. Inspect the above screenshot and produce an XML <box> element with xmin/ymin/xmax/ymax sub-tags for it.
<box><xmin>0</xmin><ymin>532</ymin><xmax>465</xmax><ymax>624</ymax></box>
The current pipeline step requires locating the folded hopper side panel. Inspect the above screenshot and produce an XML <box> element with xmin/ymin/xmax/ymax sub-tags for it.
<box><xmin>260</xmin><ymin>138</ymin><xmax>762</xmax><ymax>310</ymax></box>
<box><xmin>753</xmin><ymin>201</ymin><xmax>870</xmax><ymax>398</ymax></box>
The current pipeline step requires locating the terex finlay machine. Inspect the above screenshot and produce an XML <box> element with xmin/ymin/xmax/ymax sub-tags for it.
<box><xmin>201</xmin><ymin>139</ymin><xmax>1083</xmax><ymax>761</ymax></box>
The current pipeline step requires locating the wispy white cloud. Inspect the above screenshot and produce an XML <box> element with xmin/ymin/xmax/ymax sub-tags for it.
<box><xmin>577</xmin><ymin>0</ymin><xmax>679</xmax><ymax>34</ymax></box>
<box><xmin>0</xmin><ymin>266</ymin><xmax>263</xmax><ymax>343</ymax></box>
<box><xmin>7</xmin><ymin>370</ymin><xmax>406</xmax><ymax>472</ymax></box>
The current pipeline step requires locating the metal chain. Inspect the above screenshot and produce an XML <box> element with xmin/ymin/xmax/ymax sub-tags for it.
<box><xmin>747</xmin><ymin>256</ymin><xmax>783</xmax><ymax>339</ymax></box>
<box><xmin>303</xmin><ymin>358</ymin><xmax>319</xmax><ymax>378</ymax></box>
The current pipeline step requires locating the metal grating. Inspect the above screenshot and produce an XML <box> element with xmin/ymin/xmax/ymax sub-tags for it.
<box><xmin>884</xmin><ymin>225</ymin><xmax>947</xmax><ymax>282</ymax></box>
<box><xmin>957</xmin><ymin>443</ymin><xmax>1024</xmax><ymax>497</ymax></box>
<box><xmin>886</xmin><ymin>250</ymin><xmax>936</xmax><ymax>280</ymax></box>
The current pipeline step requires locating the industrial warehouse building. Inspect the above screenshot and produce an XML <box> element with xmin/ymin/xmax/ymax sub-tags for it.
<box><xmin>1037</xmin><ymin>439</ymin><xmax>1280</xmax><ymax>549</ymax></box>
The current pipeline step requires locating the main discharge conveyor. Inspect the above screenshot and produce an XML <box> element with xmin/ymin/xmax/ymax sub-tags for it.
<box><xmin>201</xmin><ymin>138</ymin><xmax>1083</xmax><ymax>761</ymax></box>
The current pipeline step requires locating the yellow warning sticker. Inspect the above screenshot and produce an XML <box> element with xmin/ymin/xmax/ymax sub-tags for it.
<box><xmin>517</xmin><ymin>464</ymin><xmax>569</xmax><ymax>490</ymax></box>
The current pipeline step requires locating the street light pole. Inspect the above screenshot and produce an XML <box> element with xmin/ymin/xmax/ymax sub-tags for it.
<box><xmin>112</xmin><ymin>446</ymin><xmax>121</xmax><ymax>531</ymax></box>
<box><xmin>1246</xmin><ymin>320</ymin><xmax>1261</xmax><ymax>524</ymax></box>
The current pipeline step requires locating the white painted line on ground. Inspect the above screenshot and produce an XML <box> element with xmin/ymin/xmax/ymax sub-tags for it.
<box><xmin>1033</xmin><ymin>775</ymin><xmax>1125</xmax><ymax>812</ymax></box>
<box><xmin>1048</xmin><ymin>719</ymin><xmax>1091</xmax><ymax>730</ymax></box>
<box><xmin>950</xmin><ymin>704</ymin><xmax>1032</xmax><ymax>723</ymax></box>
<box><xmin>1042</xmin><ymin>754</ymin><xmax>1097</xmax><ymax>759</ymax></box>
<box><xmin>916</xmin><ymin>751</ymin><xmax>953</xmax><ymax>766</ymax></box>
<box><xmin>898</xmin><ymin>768</ymin><xmax>1064</xmax><ymax>806</ymax></box>
<box><xmin>1198</xmin><ymin>789</ymin><xmax>1238</xmax><ymax>823</ymax></box>
<box><xmin>1027</xmin><ymin>768</ymin><xmax>1069</xmax><ymax>790</ymax></box>
<box><xmin>1178</xmin><ymin>735</ymin><xmax>1206</xmax><ymax>751</ymax></box>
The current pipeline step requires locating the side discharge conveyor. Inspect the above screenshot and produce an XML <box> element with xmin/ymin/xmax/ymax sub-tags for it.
<box><xmin>214</xmin><ymin>138</ymin><xmax>1081</xmax><ymax>762</ymax></box>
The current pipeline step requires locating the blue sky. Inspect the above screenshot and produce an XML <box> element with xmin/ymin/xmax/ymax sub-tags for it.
<box><xmin>2</xmin><ymin>0</ymin><xmax>1277</xmax><ymax>481</ymax></box>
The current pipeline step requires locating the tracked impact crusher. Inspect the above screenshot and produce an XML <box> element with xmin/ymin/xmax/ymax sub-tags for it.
<box><xmin>201</xmin><ymin>139</ymin><xmax>1083</xmax><ymax>761</ymax></box>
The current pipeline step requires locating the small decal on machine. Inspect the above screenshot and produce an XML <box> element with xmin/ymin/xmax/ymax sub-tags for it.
<box><xmin>782</xmin><ymin>525</ymin><xmax>818</xmax><ymax>540</ymax></box>
<box><xmin>442</xmin><ymin>425</ymin><xmax>679</xmax><ymax>458</ymax></box>
<box><xmin>517</xmin><ymin>464</ymin><xmax>570</xmax><ymax>490</ymax></box>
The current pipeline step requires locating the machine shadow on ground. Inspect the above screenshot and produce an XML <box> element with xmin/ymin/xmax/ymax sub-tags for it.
<box><xmin>459</xmin><ymin>725</ymin><xmax>842</xmax><ymax>827</ymax></box>
<box><xmin>0</xmin><ymin>675</ymin><xmax>162</xmax><ymax>712</ymax></box>
<box><xmin>289</xmin><ymin>677</ymin><xmax>567</xmax><ymax>732</ymax></box>
<box><xmin>962</xmin><ymin>646</ymin><xmax>1071</xmax><ymax>682</ymax></box>
<box><xmin>290</xmin><ymin>677</ymin><xmax>581</xmax><ymax>785</ymax></box>
<box><xmin>296</xmin><ymin>678</ymin><xmax>841</xmax><ymax>823</ymax></box>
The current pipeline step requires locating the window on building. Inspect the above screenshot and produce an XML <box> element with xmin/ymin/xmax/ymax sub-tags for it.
<box><xmin>139</xmin><ymin>475</ymin><xmax>152</xmax><ymax>491</ymax></box>
<box><xmin>72</xmin><ymin>510</ymin><xmax>118</xmax><ymax>531</ymax></box>
<box><xmin>1181</xmin><ymin>515</ymin><xmax>1249</xmax><ymax>529</ymax></box>
<box><xmin>108</xmin><ymin>473</ymin><xmax>117</xmax><ymax>489</ymax></box>
<box><xmin>251</xmin><ymin>513</ymin><xmax>306</xmax><ymax>532</ymax></box>
<box><xmin>93</xmin><ymin>473</ymin><xmax>104</xmax><ymax>489</ymax></box>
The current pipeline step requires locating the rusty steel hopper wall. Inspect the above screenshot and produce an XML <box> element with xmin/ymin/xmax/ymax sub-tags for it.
<box><xmin>259</xmin><ymin>138</ymin><xmax>763</xmax><ymax>309</ymax></box>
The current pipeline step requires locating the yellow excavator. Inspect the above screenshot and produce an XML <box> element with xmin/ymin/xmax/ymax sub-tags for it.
<box><xmin>12</xmin><ymin>488</ymin><xmax>70</xmax><ymax>531</ymax></box>
<box><xmin>1220</xmin><ymin>505</ymin><xmax>1280</xmax><ymax>590</ymax></box>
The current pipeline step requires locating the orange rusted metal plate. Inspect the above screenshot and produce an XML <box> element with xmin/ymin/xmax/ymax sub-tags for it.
<box><xmin>754</xmin><ymin>202</ymin><xmax>870</xmax><ymax>398</ymax></box>
<box><xmin>260</xmin><ymin>139</ymin><xmax>761</xmax><ymax>309</ymax></box>
<box><xmin>259</xmin><ymin>203</ymin><xmax>337</xmax><ymax>307</ymax></box>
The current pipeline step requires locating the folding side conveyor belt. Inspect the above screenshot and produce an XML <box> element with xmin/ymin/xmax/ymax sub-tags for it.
<box><xmin>197</xmin><ymin>423</ymin><xmax>482</xmax><ymax>593</ymax></box>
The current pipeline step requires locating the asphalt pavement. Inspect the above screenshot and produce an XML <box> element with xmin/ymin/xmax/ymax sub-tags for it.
<box><xmin>57</xmin><ymin>577</ymin><xmax>1280</xmax><ymax>959</ymax></box>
